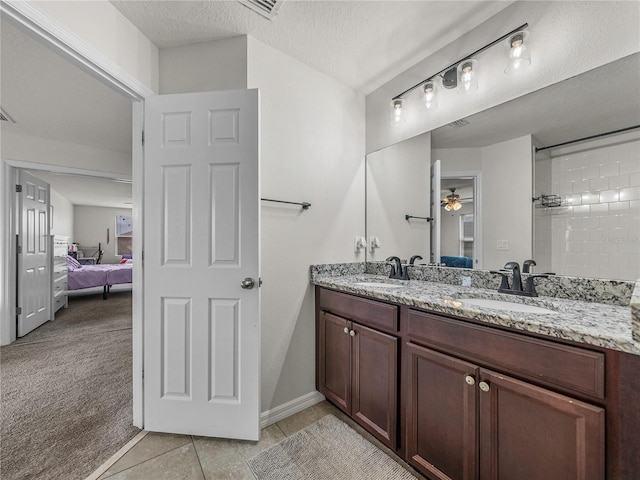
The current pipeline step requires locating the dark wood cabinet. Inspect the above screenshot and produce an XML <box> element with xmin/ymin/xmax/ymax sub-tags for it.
<box><xmin>315</xmin><ymin>286</ymin><xmax>638</xmax><ymax>479</ymax></box>
<box><xmin>405</xmin><ymin>342</ymin><xmax>605</xmax><ymax>480</ymax></box>
<box><xmin>405</xmin><ymin>342</ymin><xmax>478</xmax><ymax>480</ymax></box>
<box><xmin>316</xmin><ymin>290</ymin><xmax>398</xmax><ymax>449</ymax></box>
<box><xmin>318</xmin><ymin>312</ymin><xmax>351</xmax><ymax>412</ymax></box>
<box><xmin>478</xmin><ymin>370</ymin><xmax>605</xmax><ymax>480</ymax></box>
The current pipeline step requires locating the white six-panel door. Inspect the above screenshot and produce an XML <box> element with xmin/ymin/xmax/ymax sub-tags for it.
<box><xmin>143</xmin><ymin>90</ymin><xmax>260</xmax><ymax>440</ymax></box>
<box><xmin>17</xmin><ymin>170</ymin><xmax>51</xmax><ymax>337</ymax></box>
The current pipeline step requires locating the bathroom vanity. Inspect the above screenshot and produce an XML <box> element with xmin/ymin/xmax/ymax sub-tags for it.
<box><xmin>313</xmin><ymin>266</ymin><xmax>640</xmax><ymax>480</ymax></box>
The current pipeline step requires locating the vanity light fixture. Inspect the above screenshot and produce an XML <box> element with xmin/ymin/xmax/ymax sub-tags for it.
<box><xmin>390</xmin><ymin>98</ymin><xmax>406</xmax><ymax>125</ymax></box>
<box><xmin>390</xmin><ymin>22</ymin><xmax>528</xmax><ymax>123</ymax></box>
<box><xmin>505</xmin><ymin>31</ymin><xmax>531</xmax><ymax>74</ymax></box>
<box><xmin>423</xmin><ymin>81</ymin><xmax>438</xmax><ymax>109</ymax></box>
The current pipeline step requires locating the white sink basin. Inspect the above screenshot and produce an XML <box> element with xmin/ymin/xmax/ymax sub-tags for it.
<box><xmin>355</xmin><ymin>282</ymin><xmax>404</xmax><ymax>289</ymax></box>
<box><xmin>459</xmin><ymin>298</ymin><xmax>556</xmax><ymax>314</ymax></box>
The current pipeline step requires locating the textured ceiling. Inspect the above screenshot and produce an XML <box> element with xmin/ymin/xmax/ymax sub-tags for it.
<box><xmin>110</xmin><ymin>0</ymin><xmax>512</xmax><ymax>94</ymax></box>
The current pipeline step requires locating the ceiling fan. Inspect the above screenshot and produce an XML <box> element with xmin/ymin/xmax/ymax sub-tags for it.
<box><xmin>441</xmin><ymin>188</ymin><xmax>472</xmax><ymax>211</ymax></box>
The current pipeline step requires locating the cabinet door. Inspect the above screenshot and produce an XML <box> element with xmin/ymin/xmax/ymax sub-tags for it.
<box><xmin>406</xmin><ymin>342</ymin><xmax>479</xmax><ymax>480</ymax></box>
<box><xmin>318</xmin><ymin>312</ymin><xmax>351</xmax><ymax>413</ymax></box>
<box><xmin>479</xmin><ymin>369</ymin><xmax>605</xmax><ymax>480</ymax></box>
<box><xmin>351</xmin><ymin>322</ymin><xmax>398</xmax><ymax>449</ymax></box>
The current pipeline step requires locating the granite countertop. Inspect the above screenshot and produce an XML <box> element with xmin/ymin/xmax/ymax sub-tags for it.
<box><xmin>311</xmin><ymin>273</ymin><xmax>640</xmax><ymax>356</ymax></box>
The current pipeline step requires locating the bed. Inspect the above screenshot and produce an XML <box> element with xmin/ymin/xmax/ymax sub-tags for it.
<box><xmin>67</xmin><ymin>256</ymin><xmax>133</xmax><ymax>299</ymax></box>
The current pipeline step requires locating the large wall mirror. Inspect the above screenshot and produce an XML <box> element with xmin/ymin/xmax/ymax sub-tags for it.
<box><xmin>365</xmin><ymin>52</ymin><xmax>640</xmax><ymax>281</ymax></box>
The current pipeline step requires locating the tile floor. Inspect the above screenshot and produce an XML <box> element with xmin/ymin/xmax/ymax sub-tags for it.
<box><xmin>96</xmin><ymin>401</ymin><xmax>424</xmax><ymax>479</ymax></box>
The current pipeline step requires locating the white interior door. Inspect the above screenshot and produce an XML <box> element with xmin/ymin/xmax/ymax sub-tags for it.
<box><xmin>17</xmin><ymin>170</ymin><xmax>51</xmax><ymax>337</ymax></box>
<box><xmin>430</xmin><ymin>159</ymin><xmax>441</xmax><ymax>264</ymax></box>
<box><xmin>144</xmin><ymin>89</ymin><xmax>260</xmax><ymax>440</ymax></box>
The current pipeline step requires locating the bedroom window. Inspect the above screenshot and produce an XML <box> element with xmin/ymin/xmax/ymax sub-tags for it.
<box><xmin>116</xmin><ymin>215</ymin><xmax>133</xmax><ymax>255</ymax></box>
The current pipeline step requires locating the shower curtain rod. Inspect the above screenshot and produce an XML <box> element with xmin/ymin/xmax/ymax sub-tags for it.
<box><xmin>535</xmin><ymin>125</ymin><xmax>640</xmax><ymax>153</ymax></box>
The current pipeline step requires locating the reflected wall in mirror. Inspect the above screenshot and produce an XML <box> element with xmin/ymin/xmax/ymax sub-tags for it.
<box><xmin>366</xmin><ymin>53</ymin><xmax>640</xmax><ymax>281</ymax></box>
<box><xmin>366</xmin><ymin>132</ymin><xmax>431</xmax><ymax>263</ymax></box>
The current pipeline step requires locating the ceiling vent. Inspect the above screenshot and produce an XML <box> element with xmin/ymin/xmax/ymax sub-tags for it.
<box><xmin>447</xmin><ymin>119</ymin><xmax>470</xmax><ymax>128</ymax></box>
<box><xmin>0</xmin><ymin>108</ymin><xmax>15</xmax><ymax>123</ymax></box>
<box><xmin>238</xmin><ymin>0</ymin><xmax>283</xmax><ymax>20</ymax></box>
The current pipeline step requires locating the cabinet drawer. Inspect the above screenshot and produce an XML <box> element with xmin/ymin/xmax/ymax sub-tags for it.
<box><xmin>407</xmin><ymin>309</ymin><xmax>605</xmax><ymax>399</ymax></box>
<box><xmin>54</xmin><ymin>295</ymin><xmax>67</xmax><ymax>312</ymax></box>
<box><xmin>53</xmin><ymin>276</ymin><xmax>67</xmax><ymax>292</ymax></box>
<box><xmin>318</xmin><ymin>288</ymin><xmax>398</xmax><ymax>333</ymax></box>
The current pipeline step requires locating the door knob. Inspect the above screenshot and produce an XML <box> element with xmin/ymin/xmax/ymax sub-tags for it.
<box><xmin>479</xmin><ymin>381</ymin><xmax>490</xmax><ymax>392</ymax></box>
<box><xmin>350</xmin><ymin>330</ymin><xmax>356</xmax><ymax>337</ymax></box>
<box><xmin>241</xmin><ymin>277</ymin><xmax>255</xmax><ymax>289</ymax></box>
<box><xmin>344</xmin><ymin>327</ymin><xmax>349</xmax><ymax>334</ymax></box>
<box><xmin>465</xmin><ymin>375</ymin><xmax>475</xmax><ymax>386</ymax></box>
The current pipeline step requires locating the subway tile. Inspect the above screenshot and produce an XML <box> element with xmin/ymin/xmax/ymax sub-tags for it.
<box><xmin>620</xmin><ymin>186</ymin><xmax>640</xmax><ymax>201</ymax></box>
<box><xmin>599</xmin><ymin>214</ymin><xmax>619</xmax><ymax>229</ymax></box>
<box><xmin>566</xmin><ymin>169</ymin><xmax>582</xmax><ymax>183</ymax></box>
<box><xmin>630</xmin><ymin>200</ymin><xmax>640</xmax><ymax>211</ymax></box>
<box><xmin>589</xmin><ymin>177</ymin><xmax>609</xmax><ymax>191</ymax></box>
<box><xmin>600</xmin><ymin>189</ymin><xmax>620</xmax><ymax>203</ymax></box>
<box><xmin>630</xmin><ymin>172</ymin><xmax>640</xmax><ymax>187</ymax></box>
<box><xmin>619</xmin><ymin>156</ymin><xmax>640</xmax><ymax>175</ymax></box>
<box><xmin>572</xmin><ymin>179</ymin><xmax>590</xmax><ymax>193</ymax></box>
<box><xmin>581</xmin><ymin>166</ymin><xmax>600</xmax><ymax>181</ymax></box>
<box><xmin>590</xmin><ymin>203</ymin><xmax>609</xmax><ymax>213</ymax></box>
<box><xmin>609</xmin><ymin>201</ymin><xmax>630</xmax><ymax>212</ymax></box>
<box><xmin>581</xmin><ymin>192</ymin><xmax>599</xmax><ymax>205</ymax></box>
<box><xmin>608</xmin><ymin>174</ymin><xmax>630</xmax><ymax>189</ymax></box>
<box><xmin>599</xmin><ymin>162</ymin><xmax>620</xmax><ymax>178</ymax></box>
<box><xmin>572</xmin><ymin>205</ymin><xmax>590</xmax><ymax>214</ymax></box>
<box><xmin>564</xmin><ymin>193</ymin><xmax>582</xmax><ymax>206</ymax></box>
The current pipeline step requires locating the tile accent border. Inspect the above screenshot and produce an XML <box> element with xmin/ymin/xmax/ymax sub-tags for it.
<box><xmin>85</xmin><ymin>430</ymin><xmax>149</xmax><ymax>480</ymax></box>
<box><xmin>260</xmin><ymin>391</ymin><xmax>326</xmax><ymax>429</ymax></box>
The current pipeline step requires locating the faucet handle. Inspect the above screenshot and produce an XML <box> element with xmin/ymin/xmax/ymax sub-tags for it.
<box><xmin>524</xmin><ymin>274</ymin><xmax>548</xmax><ymax>297</ymax></box>
<box><xmin>490</xmin><ymin>270</ymin><xmax>511</xmax><ymax>291</ymax></box>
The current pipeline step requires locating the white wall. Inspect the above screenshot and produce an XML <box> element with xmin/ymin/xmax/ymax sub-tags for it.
<box><xmin>160</xmin><ymin>36</ymin><xmax>247</xmax><ymax>93</ymax></box>
<box><xmin>30</xmin><ymin>0</ymin><xmax>158</xmax><ymax>93</ymax></box>
<box><xmin>50</xmin><ymin>188</ymin><xmax>73</xmax><ymax>238</ymax></box>
<box><xmin>1</xmin><ymin>132</ymin><xmax>132</xmax><ymax>176</ymax></box>
<box><xmin>74</xmin><ymin>205</ymin><xmax>132</xmax><ymax>265</ymax></box>
<box><xmin>434</xmin><ymin>135</ymin><xmax>533</xmax><ymax>270</ymax></box>
<box><xmin>366</xmin><ymin>1</ymin><xmax>640</xmax><ymax>153</ymax></box>
<box><xmin>367</xmin><ymin>132</ymin><xmax>431</xmax><ymax>262</ymax></box>
<box><xmin>247</xmin><ymin>36</ymin><xmax>365</xmax><ymax>412</ymax></box>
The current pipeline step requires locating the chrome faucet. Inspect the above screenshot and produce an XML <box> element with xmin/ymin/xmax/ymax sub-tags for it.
<box><xmin>386</xmin><ymin>256</ymin><xmax>409</xmax><ymax>280</ymax></box>
<box><xmin>409</xmin><ymin>255</ymin><xmax>423</xmax><ymax>265</ymax></box>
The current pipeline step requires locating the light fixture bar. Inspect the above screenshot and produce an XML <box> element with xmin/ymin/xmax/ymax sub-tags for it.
<box><xmin>392</xmin><ymin>23</ymin><xmax>528</xmax><ymax>100</ymax></box>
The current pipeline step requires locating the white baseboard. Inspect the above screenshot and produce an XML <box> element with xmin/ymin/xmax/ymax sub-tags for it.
<box><xmin>260</xmin><ymin>391</ymin><xmax>326</xmax><ymax>429</ymax></box>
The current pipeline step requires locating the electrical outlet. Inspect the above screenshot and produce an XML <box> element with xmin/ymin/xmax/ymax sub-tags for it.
<box><xmin>461</xmin><ymin>276</ymin><xmax>472</xmax><ymax>287</ymax></box>
<box><xmin>496</xmin><ymin>239</ymin><xmax>509</xmax><ymax>251</ymax></box>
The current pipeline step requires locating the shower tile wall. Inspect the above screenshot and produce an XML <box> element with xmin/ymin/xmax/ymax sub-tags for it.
<box><xmin>537</xmin><ymin>138</ymin><xmax>640</xmax><ymax>281</ymax></box>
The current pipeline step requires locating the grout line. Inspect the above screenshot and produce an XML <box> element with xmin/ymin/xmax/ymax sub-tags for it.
<box><xmin>191</xmin><ymin>436</ymin><xmax>208</xmax><ymax>480</ymax></box>
<box><xmin>85</xmin><ymin>430</ymin><xmax>149</xmax><ymax>480</ymax></box>
<box><xmin>273</xmin><ymin>422</ymin><xmax>288</xmax><ymax>438</ymax></box>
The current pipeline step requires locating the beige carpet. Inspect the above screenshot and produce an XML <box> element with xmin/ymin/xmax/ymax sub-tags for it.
<box><xmin>0</xmin><ymin>290</ymin><xmax>139</xmax><ymax>480</ymax></box>
<box><xmin>247</xmin><ymin>415</ymin><xmax>417</xmax><ymax>479</ymax></box>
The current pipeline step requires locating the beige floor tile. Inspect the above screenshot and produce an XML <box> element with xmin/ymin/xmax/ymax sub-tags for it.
<box><xmin>193</xmin><ymin>424</ymin><xmax>286</xmax><ymax>480</ymax></box>
<box><xmin>101</xmin><ymin>442</ymin><xmax>204</xmax><ymax>480</ymax></box>
<box><xmin>100</xmin><ymin>432</ymin><xmax>193</xmax><ymax>478</ymax></box>
<box><xmin>275</xmin><ymin>400</ymin><xmax>341</xmax><ymax>436</ymax></box>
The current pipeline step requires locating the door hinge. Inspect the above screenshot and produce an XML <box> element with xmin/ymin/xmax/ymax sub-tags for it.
<box><xmin>141</xmin><ymin>130</ymin><xmax>145</xmax><ymax>146</ymax></box>
<box><xmin>15</xmin><ymin>184</ymin><xmax>22</xmax><ymax>193</ymax></box>
<box><xmin>16</xmin><ymin>306</ymin><xmax>22</xmax><ymax>315</ymax></box>
<box><xmin>17</xmin><ymin>245</ymin><xmax>22</xmax><ymax>254</ymax></box>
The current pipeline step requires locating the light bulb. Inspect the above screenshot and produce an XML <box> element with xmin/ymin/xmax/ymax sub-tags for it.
<box><xmin>457</xmin><ymin>60</ymin><xmax>478</xmax><ymax>94</ymax></box>
<box><xmin>390</xmin><ymin>98</ymin><xmax>405</xmax><ymax>125</ymax></box>
<box><xmin>423</xmin><ymin>81</ymin><xmax>437</xmax><ymax>110</ymax></box>
<box><xmin>444</xmin><ymin>203</ymin><xmax>453</xmax><ymax>212</ymax></box>
<box><xmin>453</xmin><ymin>201</ymin><xmax>462</xmax><ymax>211</ymax></box>
<box><xmin>505</xmin><ymin>32</ymin><xmax>531</xmax><ymax>75</ymax></box>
